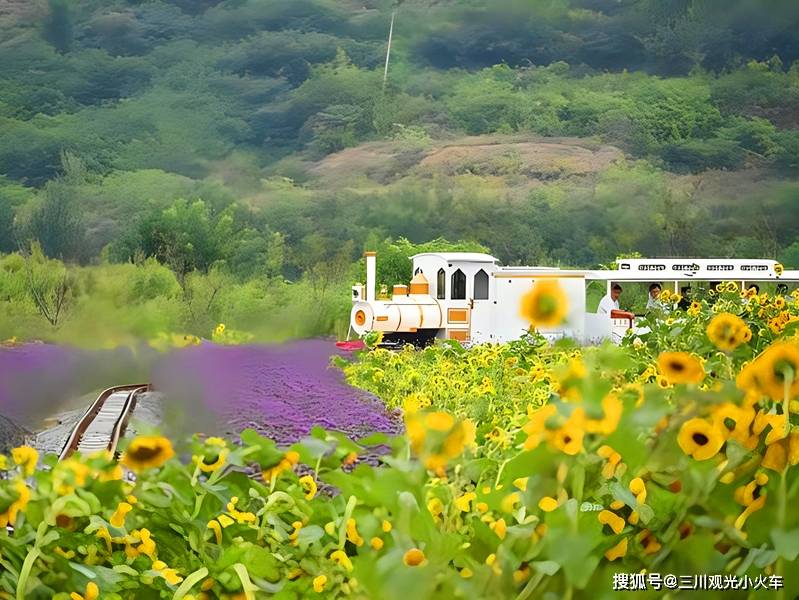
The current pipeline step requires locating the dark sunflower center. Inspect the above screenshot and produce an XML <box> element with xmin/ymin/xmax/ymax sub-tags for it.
<box><xmin>203</xmin><ymin>452</ymin><xmax>221</xmax><ymax>465</ymax></box>
<box><xmin>692</xmin><ymin>433</ymin><xmax>709</xmax><ymax>445</ymax></box>
<box><xmin>773</xmin><ymin>359</ymin><xmax>796</xmax><ymax>384</ymax></box>
<box><xmin>723</xmin><ymin>417</ymin><xmax>736</xmax><ymax>431</ymax></box>
<box><xmin>670</xmin><ymin>361</ymin><xmax>685</xmax><ymax>372</ymax></box>
<box><xmin>563</xmin><ymin>435</ymin><xmax>572</xmax><ymax>444</ymax></box>
<box><xmin>539</xmin><ymin>295</ymin><xmax>558</xmax><ymax>317</ymax></box>
<box><xmin>129</xmin><ymin>446</ymin><xmax>163</xmax><ymax>461</ymax></box>
<box><xmin>56</xmin><ymin>514</ymin><xmax>73</xmax><ymax>528</ymax></box>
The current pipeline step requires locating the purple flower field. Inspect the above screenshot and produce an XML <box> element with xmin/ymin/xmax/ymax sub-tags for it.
<box><xmin>153</xmin><ymin>339</ymin><xmax>401</xmax><ymax>445</ymax></box>
<box><xmin>0</xmin><ymin>340</ymin><xmax>400</xmax><ymax>451</ymax></box>
<box><xmin>0</xmin><ymin>343</ymin><xmax>90</xmax><ymax>426</ymax></box>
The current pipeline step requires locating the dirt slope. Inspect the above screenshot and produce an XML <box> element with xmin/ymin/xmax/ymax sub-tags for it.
<box><xmin>306</xmin><ymin>135</ymin><xmax>624</xmax><ymax>188</ymax></box>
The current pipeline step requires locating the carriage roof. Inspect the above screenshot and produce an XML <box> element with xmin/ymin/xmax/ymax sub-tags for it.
<box><xmin>411</xmin><ymin>252</ymin><xmax>498</xmax><ymax>263</ymax></box>
<box><xmin>587</xmin><ymin>258</ymin><xmax>798</xmax><ymax>282</ymax></box>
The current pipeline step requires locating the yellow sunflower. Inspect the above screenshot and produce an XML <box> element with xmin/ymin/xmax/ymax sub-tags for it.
<box><xmin>0</xmin><ymin>480</ymin><xmax>30</xmax><ymax>527</ymax></box>
<box><xmin>194</xmin><ymin>437</ymin><xmax>228</xmax><ymax>473</ymax></box>
<box><xmin>548</xmin><ymin>408</ymin><xmax>585</xmax><ymax>456</ymax></box>
<box><xmin>520</xmin><ymin>280</ymin><xmax>568</xmax><ymax>328</ymax></box>
<box><xmin>522</xmin><ymin>403</ymin><xmax>557</xmax><ymax>450</ymax></box>
<box><xmin>11</xmin><ymin>446</ymin><xmax>39</xmax><ymax>477</ymax></box>
<box><xmin>657</xmin><ymin>352</ymin><xmax>705</xmax><ymax>385</ymax></box>
<box><xmin>677</xmin><ymin>418</ymin><xmax>725</xmax><ymax>461</ymax></box>
<box><xmin>121</xmin><ymin>436</ymin><xmax>174</xmax><ymax>472</ymax></box>
<box><xmin>762</xmin><ymin>441</ymin><xmax>787</xmax><ymax>472</ymax></box>
<box><xmin>605</xmin><ymin>537</ymin><xmax>628</xmax><ymax>561</ymax></box>
<box><xmin>753</xmin><ymin>342</ymin><xmax>799</xmax><ymax>402</ymax></box>
<box><xmin>598</xmin><ymin>510</ymin><xmax>626</xmax><ymax>534</ymax></box>
<box><xmin>753</xmin><ymin>409</ymin><xmax>788</xmax><ymax>445</ymax></box>
<box><xmin>584</xmin><ymin>393</ymin><xmax>623</xmax><ymax>435</ymax></box>
<box><xmin>711</xmin><ymin>403</ymin><xmax>755</xmax><ymax>447</ymax></box>
<box><xmin>706</xmin><ymin>313</ymin><xmax>750</xmax><ymax>352</ymax></box>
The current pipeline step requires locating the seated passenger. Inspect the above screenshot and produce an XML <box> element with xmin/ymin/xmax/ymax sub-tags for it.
<box><xmin>598</xmin><ymin>283</ymin><xmax>622</xmax><ymax>315</ymax></box>
<box><xmin>646</xmin><ymin>283</ymin><xmax>662</xmax><ymax>311</ymax></box>
<box><xmin>678</xmin><ymin>286</ymin><xmax>692</xmax><ymax>311</ymax></box>
<box><xmin>776</xmin><ymin>284</ymin><xmax>794</xmax><ymax>303</ymax></box>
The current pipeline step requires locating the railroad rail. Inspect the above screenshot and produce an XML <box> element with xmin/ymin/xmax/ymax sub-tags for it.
<box><xmin>59</xmin><ymin>384</ymin><xmax>150</xmax><ymax>461</ymax></box>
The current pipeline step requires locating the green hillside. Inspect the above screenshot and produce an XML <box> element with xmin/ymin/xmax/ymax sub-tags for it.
<box><xmin>1</xmin><ymin>0</ymin><xmax>799</xmax><ymax>343</ymax></box>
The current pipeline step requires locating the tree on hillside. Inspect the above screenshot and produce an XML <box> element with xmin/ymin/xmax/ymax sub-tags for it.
<box><xmin>0</xmin><ymin>202</ymin><xmax>15</xmax><ymax>254</ymax></box>
<box><xmin>20</xmin><ymin>242</ymin><xmax>73</xmax><ymax>327</ymax></box>
<box><xmin>134</xmin><ymin>200</ymin><xmax>234</xmax><ymax>286</ymax></box>
<box><xmin>42</xmin><ymin>0</ymin><xmax>73</xmax><ymax>53</ymax></box>
<box><xmin>26</xmin><ymin>152</ymin><xmax>87</xmax><ymax>262</ymax></box>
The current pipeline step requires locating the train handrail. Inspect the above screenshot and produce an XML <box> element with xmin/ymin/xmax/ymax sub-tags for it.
<box><xmin>58</xmin><ymin>383</ymin><xmax>150</xmax><ymax>460</ymax></box>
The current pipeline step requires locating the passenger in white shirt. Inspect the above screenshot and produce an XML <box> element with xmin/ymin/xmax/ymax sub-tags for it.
<box><xmin>646</xmin><ymin>283</ymin><xmax>662</xmax><ymax>311</ymax></box>
<box><xmin>598</xmin><ymin>283</ymin><xmax>622</xmax><ymax>315</ymax></box>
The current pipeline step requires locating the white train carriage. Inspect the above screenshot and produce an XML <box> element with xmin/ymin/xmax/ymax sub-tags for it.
<box><xmin>348</xmin><ymin>252</ymin><xmax>798</xmax><ymax>346</ymax></box>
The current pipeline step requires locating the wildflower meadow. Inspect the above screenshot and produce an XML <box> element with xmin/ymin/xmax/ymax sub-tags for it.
<box><xmin>2</xmin><ymin>283</ymin><xmax>799</xmax><ymax>599</ymax></box>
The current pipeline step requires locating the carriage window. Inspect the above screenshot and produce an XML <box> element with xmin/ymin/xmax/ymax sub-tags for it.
<box><xmin>451</xmin><ymin>269</ymin><xmax>466</xmax><ymax>300</ymax></box>
<box><xmin>437</xmin><ymin>268</ymin><xmax>446</xmax><ymax>299</ymax></box>
<box><xmin>474</xmin><ymin>269</ymin><xmax>489</xmax><ymax>299</ymax></box>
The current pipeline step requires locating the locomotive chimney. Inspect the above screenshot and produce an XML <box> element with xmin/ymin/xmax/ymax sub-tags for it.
<box><xmin>365</xmin><ymin>251</ymin><xmax>376</xmax><ymax>301</ymax></box>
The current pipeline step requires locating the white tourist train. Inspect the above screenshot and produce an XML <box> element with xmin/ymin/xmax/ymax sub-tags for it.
<box><xmin>348</xmin><ymin>252</ymin><xmax>799</xmax><ymax>346</ymax></box>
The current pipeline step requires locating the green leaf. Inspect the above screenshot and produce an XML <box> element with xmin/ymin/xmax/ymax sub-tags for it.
<box><xmin>296</xmin><ymin>525</ymin><xmax>325</xmax><ymax>545</ymax></box>
<box><xmin>298</xmin><ymin>437</ymin><xmax>332</xmax><ymax>460</ymax></box>
<box><xmin>502</xmin><ymin>446</ymin><xmax>550</xmax><ymax>482</ymax></box>
<box><xmin>531</xmin><ymin>560</ymin><xmax>560</xmax><ymax>575</ymax></box>
<box><xmin>636</xmin><ymin>504</ymin><xmax>655</xmax><ymax>525</ymax></box>
<box><xmin>609</xmin><ymin>481</ymin><xmax>637</xmax><ymax>508</ymax></box>
<box><xmin>241</xmin><ymin>546</ymin><xmax>280</xmax><ymax>582</ymax></box>
<box><xmin>571</xmin><ymin>464</ymin><xmax>585</xmax><ymax>501</ymax></box>
<box><xmin>772</xmin><ymin>528</ymin><xmax>799</xmax><ymax>561</ymax></box>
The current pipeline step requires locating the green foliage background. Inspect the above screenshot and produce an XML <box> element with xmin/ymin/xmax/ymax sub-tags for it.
<box><xmin>1</xmin><ymin>0</ymin><xmax>799</xmax><ymax>343</ymax></box>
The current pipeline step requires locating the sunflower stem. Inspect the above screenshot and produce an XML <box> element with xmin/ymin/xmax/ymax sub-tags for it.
<box><xmin>16</xmin><ymin>522</ymin><xmax>46</xmax><ymax>600</ymax></box>
<box><xmin>515</xmin><ymin>570</ymin><xmax>546</xmax><ymax>600</ymax></box>
<box><xmin>777</xmin><ymin>470</ymin><xmax>787</xmax><ymax>600</ymax></box>
<box><xmin>173</xmin><ymin>566</ymin><xmax>209</xmax><ymax>600</ymax></box>
<box><xmin>494</xmin><ymin>459</ymin><xmax>508</xmax><ymax>489</ymax></box>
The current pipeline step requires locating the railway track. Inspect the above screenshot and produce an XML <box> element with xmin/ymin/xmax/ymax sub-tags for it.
<box><xmin>59</xmin><ymin>384</ymin><xmax>150</xmax><ymax>461</ymax></box>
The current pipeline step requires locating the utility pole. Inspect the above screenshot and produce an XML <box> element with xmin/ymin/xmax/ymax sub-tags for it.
<box><xmin>382</xmin><ymin>8</ymin><xmax>396</xmax><ymax>93</ymax></box>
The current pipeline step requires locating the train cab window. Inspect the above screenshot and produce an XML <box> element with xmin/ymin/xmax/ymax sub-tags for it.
<box><xmin>474</xmin><ymin>269</ymin><xmax>489</xmax><ymax>299</ymax></box>
<box><xmin>437</xmin><ymin>269</ymin><xmax>446</xmax><ymax>299</ymax></box>
<box><xmin>451</xmin><ymin>269</ymin><xmax>466</xmax><ymax>300</ymax></box>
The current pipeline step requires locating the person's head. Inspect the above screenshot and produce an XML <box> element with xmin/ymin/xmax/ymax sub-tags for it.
<box><xmin>611</xmin><ymin>283</ymin><xmax>622</xmax><ymax>301</ymax></box>
<box><xmin>648</xmin><ymin>283</ymin><xmax>661</xmax><ymax>299</ymax></box>
<box><xmin>681</xmin><ymin>286</ymin><xmax>691</xmax><ymax>298</ymax></box>
<box><xmin>750</xmin><ymin>284</ymin><xmax>760</xmax><ymax>294</ymax></box>
<box><xmin>777</xmin><ymin>283</ymin><xmax>788</xmax><ymax>296</ymax></box>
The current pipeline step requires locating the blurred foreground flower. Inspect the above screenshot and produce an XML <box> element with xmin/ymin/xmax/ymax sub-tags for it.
<box><xmin>520</xmin><ymin>280</ymin><xmax>568</xmax><ymax>328</ymax></box>
<box><xmin>121</xmin><ymin>436</ymin><xmax>174</xmax><ymax>472</ymax></box>
<box><xmin>657</xmin><ymin>351</ymin><xmax>704</xmax><ymax>385</ymax></box>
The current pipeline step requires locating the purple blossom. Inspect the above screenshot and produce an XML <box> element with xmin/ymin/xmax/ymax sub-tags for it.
<box><xmin>153</xmin><ymin>339</ymin><xmax>402</xmax><ymax>449</ymax></box>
